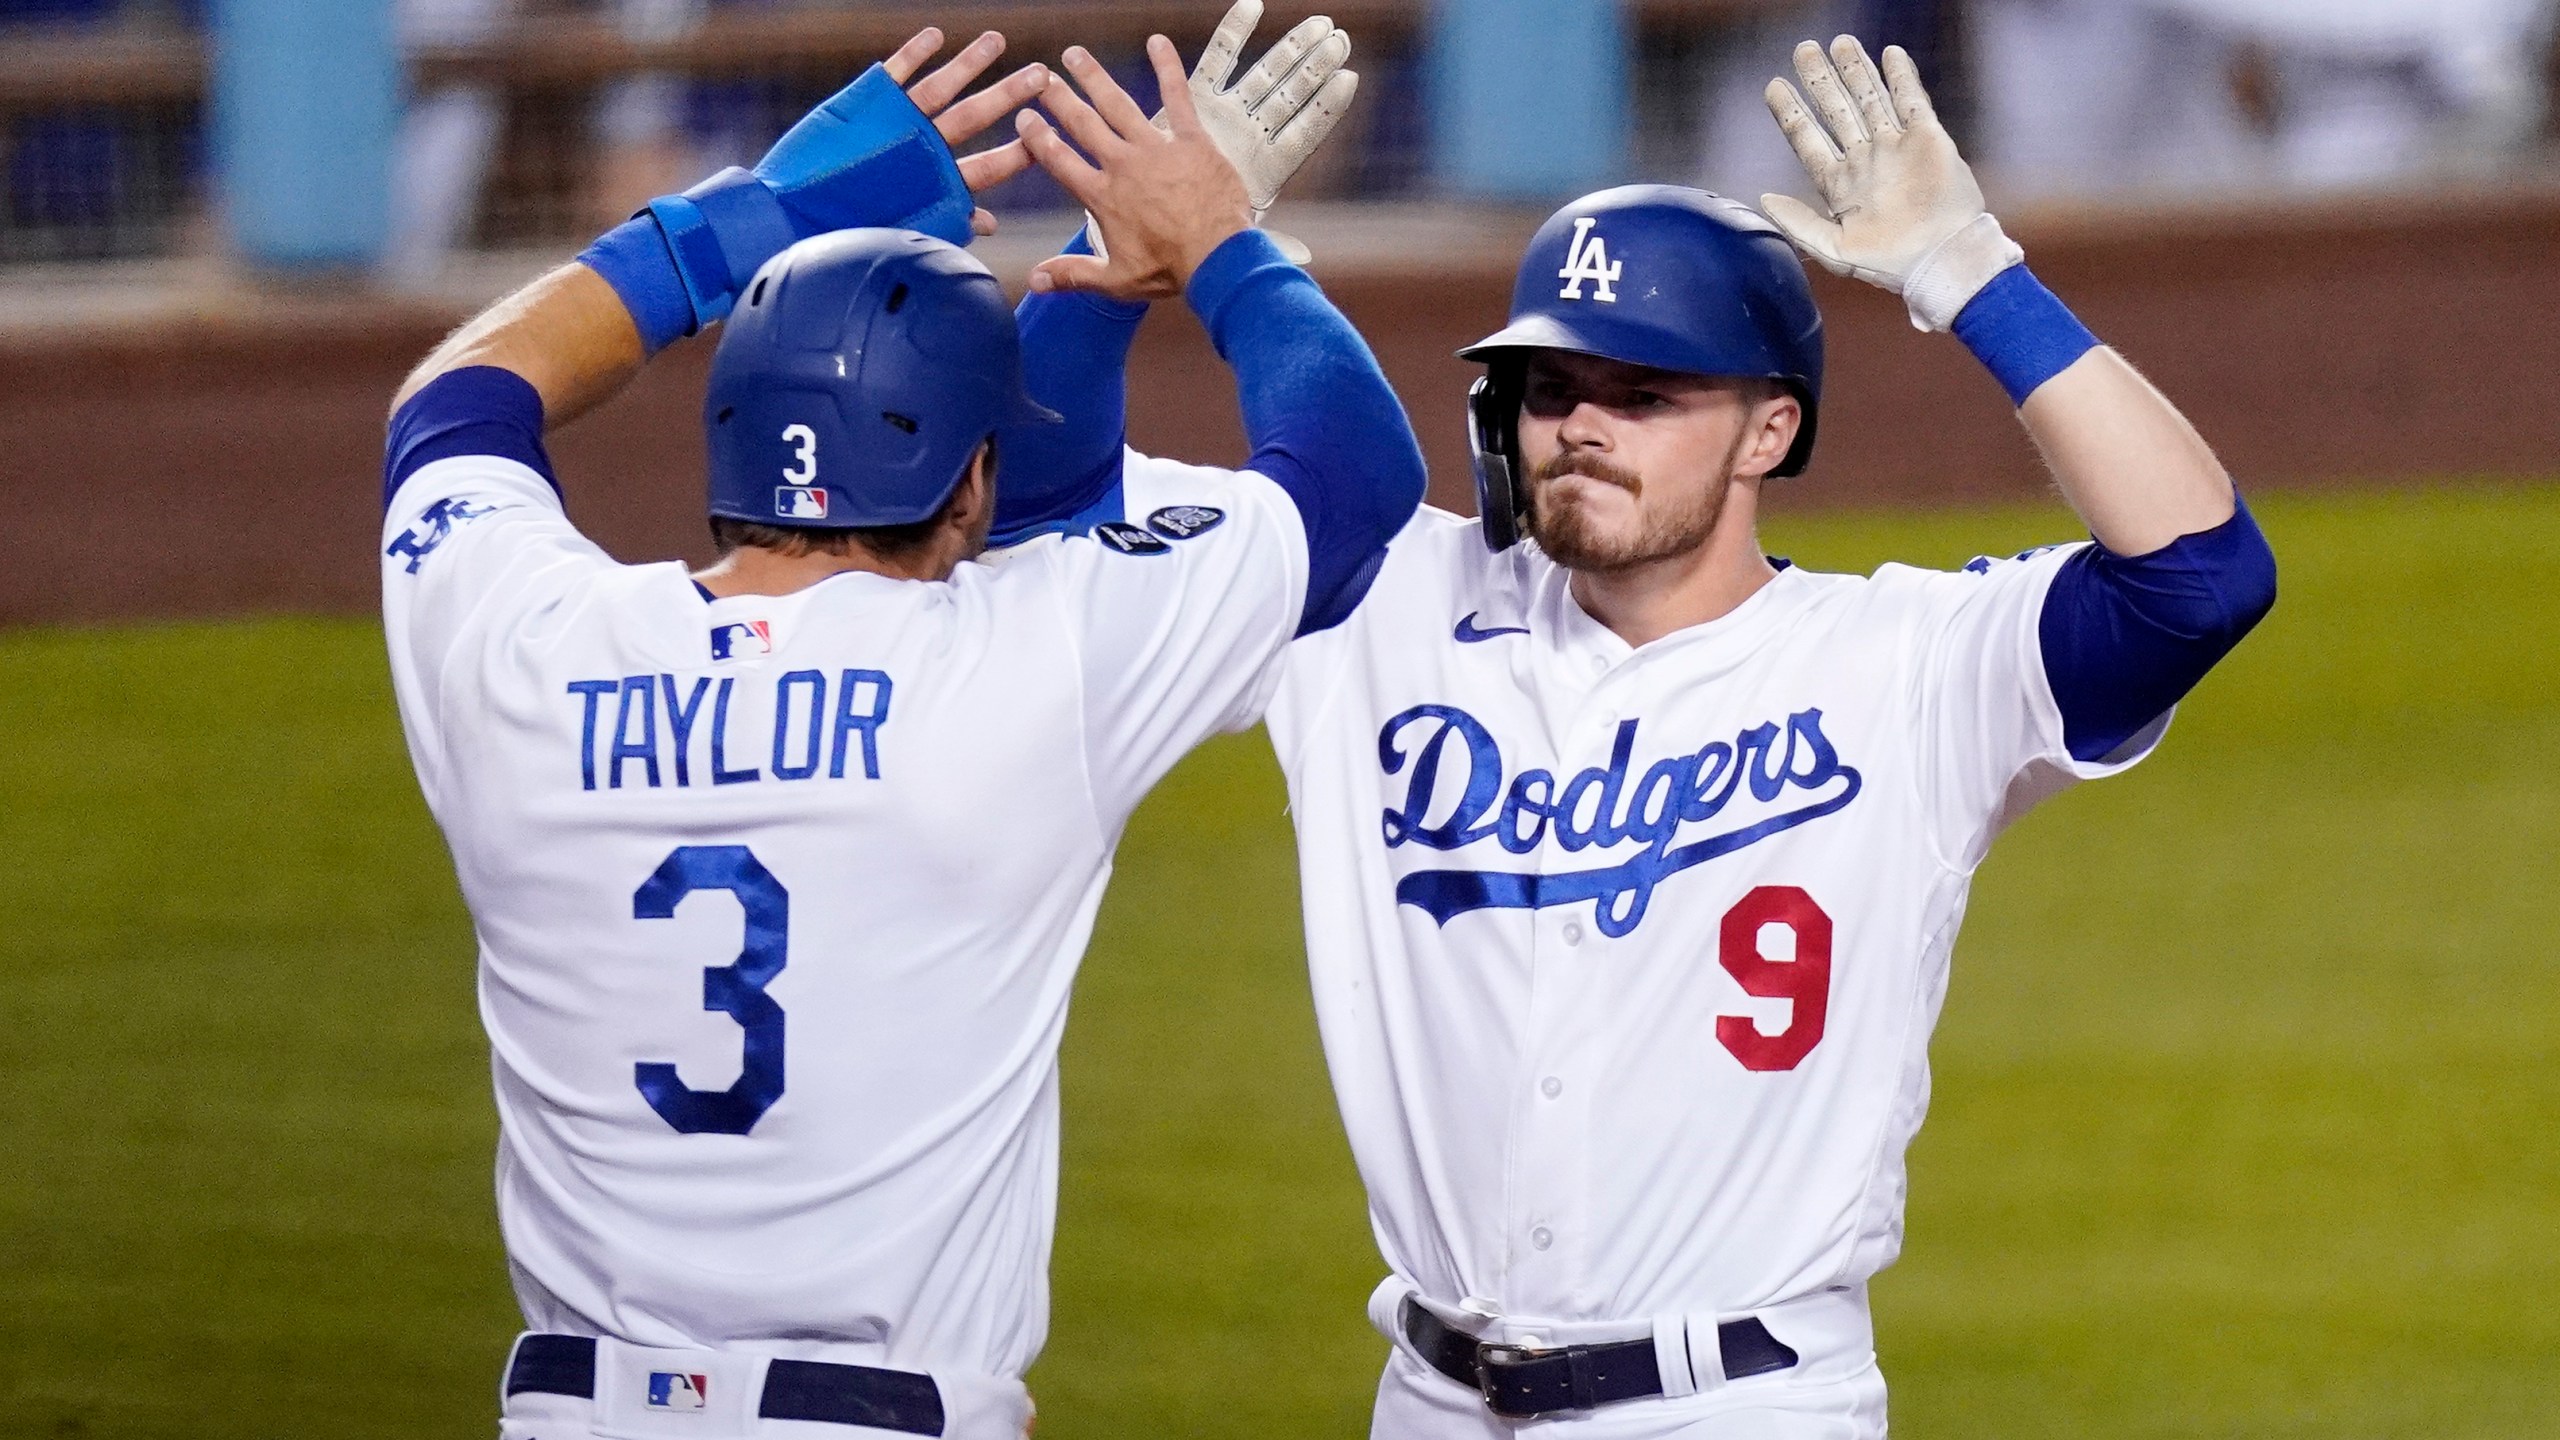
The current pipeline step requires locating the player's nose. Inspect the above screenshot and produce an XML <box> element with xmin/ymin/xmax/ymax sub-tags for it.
<box><xmin>1557</xmin><ymin>400</ymin><xmax>1614</xmax><ymax>450</ymax></box>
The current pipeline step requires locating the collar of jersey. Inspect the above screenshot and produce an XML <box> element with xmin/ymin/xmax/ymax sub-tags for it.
<box><xmin>1541</xmin><ymin>559</ymin><xmax>1819</xmax><ymax>678</ymax></box>
<box><xmin>985</xmin><ymin>473</ymin><xmax>1127</xmax><ymax>549</ymax></box>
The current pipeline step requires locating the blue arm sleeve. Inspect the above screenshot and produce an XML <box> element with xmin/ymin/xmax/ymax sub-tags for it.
<box><xmin>383</xmin><ymin>366</ymin><xmax>558</xmax><ymax>511</ymax></box>
<box><xmin>989</xmin><ymin>226</ymin><xmax>1149</xmax><ymax>547</ymax></box>
<box><xmin>2040</xmin><ymin>497</ymin><xmax>2278</xmax><ymax>762</ymax></box>
<box><xmin>1184</xmin><ymin>230</ymin><xmax>1429</xmax><ymax>635</ymax></box>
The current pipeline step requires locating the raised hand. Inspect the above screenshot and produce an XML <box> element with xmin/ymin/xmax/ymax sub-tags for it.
<box><xmin>879</xmin><ymin>27</ymin><xmax>1051</xmax><ymax>235</ymax></box>
<box><xmin>1761</xmin><ymin>36</ymin><xmax>2021</xmax><ymax>331</ymax></box>
<box><xmin>1015</xmin><ymin>37</ymin><xmax>1257</xmax><ymax>301</ymax></box>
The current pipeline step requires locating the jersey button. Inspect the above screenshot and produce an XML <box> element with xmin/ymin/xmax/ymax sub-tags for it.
<box><xmin>1531</xmin><ymin>1227</ymin><xmax>1554</xmax><ymax>1251</ymax></box>
<box><xmin>1561</xmin><ymin>920</ymin><xmax>1585</xmax><ymax>947</ymax></box>
<box><xmin>1540</xmin><ymin>1076</ymin><xmax>1563</xmax><ymax>1099</ymax></box>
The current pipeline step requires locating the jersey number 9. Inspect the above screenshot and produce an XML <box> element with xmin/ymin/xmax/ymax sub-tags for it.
<box><xmin>1716</xmin><ymin>885</ymin><xmax>1832</xmax><ymax>1072</ymax></box>
<box><xmin>633</xmin><ymin>845</ymin><xmax>789</xmax><ymax>1135</ymax></box>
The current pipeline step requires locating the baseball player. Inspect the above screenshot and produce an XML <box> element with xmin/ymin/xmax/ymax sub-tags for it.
<box><xmin>997</xmin><ymin>36</ymin><xmax>2277</xmax><ymax>1439</ymax></box>
<box><xmin>379</xmin><ymin>20</ymin><xmax>1418</xmax><ymax>1439</ymax></box>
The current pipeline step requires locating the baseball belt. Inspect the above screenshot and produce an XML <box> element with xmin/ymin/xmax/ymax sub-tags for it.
<box><xmin>505</xmin><ymin>1334</ymin><xmax>946</xmax><ymax>1435</ymax></box>
<box><xmin>1400</xmin><ymin>1296</ymin><xmax>1799</xmax><ymax>1419</ymax></box>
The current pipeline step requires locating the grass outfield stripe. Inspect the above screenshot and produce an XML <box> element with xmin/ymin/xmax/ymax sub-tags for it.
<box><xmin>2</xmin><ymin>485</ymin><xmax>2553</xmax><ymax>1438</ymax></box>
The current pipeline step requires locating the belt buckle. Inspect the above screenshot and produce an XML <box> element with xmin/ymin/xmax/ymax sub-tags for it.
<box><xmin>1472</xmin><ymin>1342</ymin><xmax>1556</xmax><ymax>1420</ymax></box>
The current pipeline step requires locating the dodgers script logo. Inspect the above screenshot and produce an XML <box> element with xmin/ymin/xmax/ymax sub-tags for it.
<box><xmin>1557</xmin><ymin>217</ymin><xmax>1622</xmax><ymax>302</ymax></box>
<box><xmin>1379</xmin><ymin>705</ymin><xmax>1860</xmax><ymax>936</ymax></box>
<box><xmin>386</xmin><ymin>496</ymin><xmax>500</xmax><ymax>574</ymax></box>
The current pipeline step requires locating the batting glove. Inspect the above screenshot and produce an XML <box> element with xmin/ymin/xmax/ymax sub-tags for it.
<box><xmin>1087</xmin><ymin>1</ymin><xmax>1358</xmax><ymax>267</ymax></box>
<box><xmin>1761</xmin><ymin>36</ymin><xmax>2023</xmax><ymax>332</ymax></box>
<box><xmin>643</xmin><ymin>66</ymin><xmax>974</xmax><ymax>331</ymax></box>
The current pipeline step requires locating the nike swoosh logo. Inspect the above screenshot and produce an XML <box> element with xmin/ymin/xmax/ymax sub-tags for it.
<box><xmin>1453</xmin><ymin>612</ymin><xmax>1531</xmax><ymax>644</ymax></box>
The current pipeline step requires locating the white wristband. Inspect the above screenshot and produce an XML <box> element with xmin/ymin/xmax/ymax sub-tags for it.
<box><xmin>1901</xmin><ymin>212</ymin><xmax>2024</xmax><ymax>333</ymax></box>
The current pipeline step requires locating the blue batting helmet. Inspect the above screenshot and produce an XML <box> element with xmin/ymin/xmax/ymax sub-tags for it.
<box><xmin>1457</xmin><ymin>185</ymin><xmax>1824</xmax><ymax>550</ymax></box>
<box><xmin>705</xmin><ymin>228</ymin><xmax>1059</xmax><ymax>530</ymax></box>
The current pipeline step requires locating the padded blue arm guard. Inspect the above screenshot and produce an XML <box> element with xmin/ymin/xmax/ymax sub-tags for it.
<box><xmin>637</xmin><ymin>64</ymin><xmax>973</xmax><ymax>333</ymax></box>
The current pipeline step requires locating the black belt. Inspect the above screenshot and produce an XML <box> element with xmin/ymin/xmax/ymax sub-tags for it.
<box><xmin>1401</xmin><ymin>1296</ymin><xmax>1798</xmax><ymax>1420</ymax></box>
<box><xmin>505</xmin><ymin>1334</ymin><xmax>946</xmax><ymax>1435</ymax></box>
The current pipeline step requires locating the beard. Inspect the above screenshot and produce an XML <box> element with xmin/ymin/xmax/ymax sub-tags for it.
<box><xmin>1525</xmin><ymin>437</ymin><xmax>1742</xmax><ymax>573</ymax></box>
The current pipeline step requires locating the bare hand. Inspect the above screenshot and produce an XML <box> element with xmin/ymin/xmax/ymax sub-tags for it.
<box><xmin>1014</xmin><ymin>37</ymin><xmax>1256</xmax><ymax>300</ymax></box>
<box><xmin>882</xmin><ymin>28</ymin><xmax>1051</xmax><ymax>236</ymax></box>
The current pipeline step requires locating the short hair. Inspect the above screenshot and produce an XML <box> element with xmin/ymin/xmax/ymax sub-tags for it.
<box><xmin>708</xmin><ymin>438</ymin><xmax>994</xmax><ymax>562</ymax></box>
<box><xmin>1731</xmin><ymin>374</ymin><xmax>1789</xmax><ymax>406</ymax></box>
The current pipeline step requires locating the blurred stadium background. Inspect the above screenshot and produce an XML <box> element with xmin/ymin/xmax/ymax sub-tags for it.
<box><xmin>3</xmin><ymin>2</ymin><xmax>2557</xmax><ymax>1437</ymax></box>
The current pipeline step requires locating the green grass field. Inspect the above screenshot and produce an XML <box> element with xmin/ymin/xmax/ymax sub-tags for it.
<box><xmin>5</xmin><ymin>484</ymin><xmax>2555</xmax><ymax>1439</ymax></box>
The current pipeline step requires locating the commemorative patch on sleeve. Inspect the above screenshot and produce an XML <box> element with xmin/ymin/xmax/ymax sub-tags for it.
<box><xmin>1095</xmin><ymin>521</ymin><xmax>1172</xmax><ymax>556</ymax></box>
<box><xmin>386</xmin><ymin>496</ymin><xmax>505</xmax><ymax>575</ymax></box>
<box><xmin>1146</xmin><ymin>505</ymin><xmax>1226</xmax><ymax>541</ymax></box>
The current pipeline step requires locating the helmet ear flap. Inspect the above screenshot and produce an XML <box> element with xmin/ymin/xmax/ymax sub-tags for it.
<box><xmin>1468</xmin><ymin>365</ymin><xmax>1528</xmax><ymax>553</ymax></box>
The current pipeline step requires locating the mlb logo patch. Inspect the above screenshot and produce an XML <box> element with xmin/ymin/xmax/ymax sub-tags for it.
<box><xmin>775</xmin><ymin>486</ymin><xmax>829</xmax><ymax>520</ymax></box>
<box><xmin>1146</xmin><ymin>505</ymin><xmax>1226</xmax><ymax>541</ymax></box>
<box><xmin>646</xmin><ymin>1371</ymin><xmax>710</xmax><ymax>1411</ymax></box>
<box><xmin>710</xmin><ymin>620</ymin><xmax>773</xmax><ymax>661</ymax></box>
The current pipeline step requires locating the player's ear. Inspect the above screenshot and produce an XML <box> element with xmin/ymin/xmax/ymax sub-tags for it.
<box><xmin>1736</xmin><ymin>389</ymin><xmax>1802</xmax><ymax>480</ymax></box>
<box><xmin>944</xmin><ymin>439</ymin><xmax>998</xmax><ymax>550</ymax></box>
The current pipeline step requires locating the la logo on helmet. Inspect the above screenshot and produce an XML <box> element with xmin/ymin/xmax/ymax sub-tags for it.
<box><xmin>1557</xmin><ymin>217</ymin><xmax>1622</xmax><ymax>302</ymax></box>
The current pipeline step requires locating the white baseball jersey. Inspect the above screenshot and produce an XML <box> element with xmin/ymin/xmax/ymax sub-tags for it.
<box><xmin>1258</xmin><ymin>506</ymin><xmax>2163</xmax><ymax>1347</ymax></box>
<box><xmin>380</xmin><ymin>448</ymin><xmax>1305</xmax><ymax>1381</ymax></box>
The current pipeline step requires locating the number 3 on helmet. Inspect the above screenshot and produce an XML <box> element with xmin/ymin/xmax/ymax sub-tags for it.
<box><xmin>703</xmin><ymin>228</ymin><xmax>1060</xmax><ymax>531</ymax></box>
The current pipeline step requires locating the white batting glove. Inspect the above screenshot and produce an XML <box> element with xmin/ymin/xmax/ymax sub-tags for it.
<box><xmin>1761</xmin><ymin>36</ymin><xmax>2021</xmax><ymax>332</ymax></box>
<box><xmin>1088</xmin><ymin>1</ymin><xmax>1357</xmax><ymax>267</ymax></box>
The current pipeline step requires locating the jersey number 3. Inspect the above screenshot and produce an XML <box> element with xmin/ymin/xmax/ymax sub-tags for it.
<box><xmin>633</xmin><ymin>845</ymin><xmax>788</xmax><ymax>1135</ymax></box>
<box><xmin>1717</xmin><ymin>885</ymin><xmax>1832</xmax><ymax>1072</ymax></box>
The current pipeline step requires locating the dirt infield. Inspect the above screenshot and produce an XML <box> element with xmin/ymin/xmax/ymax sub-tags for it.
<box><xmin>4</xmin><ymin>191</ymin><xmax>2556</xmax><ymax>626</ymax></box>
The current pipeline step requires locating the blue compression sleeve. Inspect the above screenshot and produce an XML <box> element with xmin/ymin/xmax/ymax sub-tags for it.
<box><xmin>1184</xmin><ymin>230</ymin><xmax>1428</xmax><ymax>635</ymax></box>
<box><xmin>383</xmin><ymin>366</ymin><xmax>558</xmax><ymax>510</ymax></box>
<box><xmin>990</xmin><ymin>226</ymin><xmax>1147</xmax><ymax>546</ymax></box>
<box><xmin>2040</xmin><ymin>497</ymin><xmax>2277</xmax><ymax>762</ymax></box>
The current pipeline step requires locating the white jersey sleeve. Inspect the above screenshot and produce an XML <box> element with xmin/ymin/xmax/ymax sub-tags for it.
<box><xmin>1892</xmin><ymin>542</ymin><xmax>2168</xmax><ymax>868</ymax></box>
<box><xmin>380</xmin><ymin>454</ymin><xmax>619</xmax><ymax>800</ymax></box>
<box><xmin>1015</xmin><ymin>451</ymin><xmax>1310</xmax><ymax>820</ymax></box>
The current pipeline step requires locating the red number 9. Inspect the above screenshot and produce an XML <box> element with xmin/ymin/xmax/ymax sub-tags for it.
<box><xmin>1716</xmin><ymin>885</ymin><xmax>1832</xmax><ymax>1072</ymax></box>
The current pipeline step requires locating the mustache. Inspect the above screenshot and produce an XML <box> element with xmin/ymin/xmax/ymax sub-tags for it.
<box><xmin>1532</xmin><ymin>451</ymin><xmax>1641</xmax><ymax>495</ymax></box>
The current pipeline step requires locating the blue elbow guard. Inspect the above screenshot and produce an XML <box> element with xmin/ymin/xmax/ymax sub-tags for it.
<box><xmin>638</xmin><ymin>64</ymin><xmax>973</xmax><ymax>332</ymax></box>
